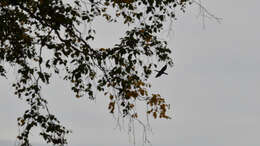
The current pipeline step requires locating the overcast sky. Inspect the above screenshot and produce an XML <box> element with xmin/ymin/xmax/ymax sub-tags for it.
<box><xmin>1</xmin><ymin>0</ymin><xmax>260</xmax><ymax>146</ymax></box>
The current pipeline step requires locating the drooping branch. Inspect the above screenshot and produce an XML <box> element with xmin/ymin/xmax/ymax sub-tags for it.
<box><xmin>0</xmin><ymin>0</ymin><xmax>219</xmax><ymax>145</ymax></box>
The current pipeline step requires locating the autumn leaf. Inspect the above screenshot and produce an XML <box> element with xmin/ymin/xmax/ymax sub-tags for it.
<box><xmin>99</xmin><ymin>48</ymin><xmax>106</xmax><ymax>51</ymax></box>
<box><xmin>108</xmin><ymin>101</ymin><xmax>115</xmax><ymax>113</ymax></box>
<box><xmin>76</xmin><ymin>94</ymin><xmax>83</xmax><ymax>98</ymax></box>
<box><xmin>132</xmin><ymin>113</ymin><xmax>138</xmax><ymax>118</ymax></box>
<box><xmin>153</xmin><ymin>112</ymin><xmax>157</xmax><ymax>119</ymax></box>
<box><xmin>109</xmin><ymin>94</ymin><xmax>114</xmax><ymax>100</ymax></box>
<box><xmin>144</xmin><ymin>35</ymin><xmax>152</xmax><ymax>43</ymax></box>
<box><xmin>139</xmin><ymin>88</ymin><xmax>145</xmax><ymax>96</ymax></box>
<box><xmin>129</xmin><ymin>103</ymin><xmax>134</xmax><ymax>109</ymax></box>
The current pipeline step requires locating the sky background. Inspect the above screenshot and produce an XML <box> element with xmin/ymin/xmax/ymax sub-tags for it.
<box><xmin>1</xmin><ymin>0</ymin><xmax>260</xmax><ymax>146</ymax></box>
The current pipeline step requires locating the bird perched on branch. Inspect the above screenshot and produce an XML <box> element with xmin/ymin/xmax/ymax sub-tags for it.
<box><xmin>155</xmin><ymin>65</ymin><xmax>168</xmax><ymax>78</ymax></box>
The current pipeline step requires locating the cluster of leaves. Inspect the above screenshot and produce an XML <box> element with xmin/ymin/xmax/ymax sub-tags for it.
<box><xmin>0</xmin><ymin>0</ymin><xmax>191</xmax><ymax>145</ymax></box>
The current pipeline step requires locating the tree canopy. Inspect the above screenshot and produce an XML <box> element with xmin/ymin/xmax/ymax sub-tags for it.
<box><xmin>0</xmin><ymin>0</ymin><xmax>194</xmax><ymax>145</ymax></box>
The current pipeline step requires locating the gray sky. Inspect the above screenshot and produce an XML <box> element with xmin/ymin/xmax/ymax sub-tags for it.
<box><xmin>1</xmin><ymin>0</ymin><xmax>260</xmax><ymax>146</ymax></box>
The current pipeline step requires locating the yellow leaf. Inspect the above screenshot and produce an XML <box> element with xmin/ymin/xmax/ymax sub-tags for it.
<box><xmin>100</xmin><ymin>48</ymin><xmax>106</xmax><ymax>51</ymax></box>
<box><xmin>139</xmin><ymin>29</ymin><xmax>145</xmax><ymax>33</ymax></box>
<box><xmin>76</xmin><ymin>94</ymin><xmax>82</xmax><ymax>98</ymax></box>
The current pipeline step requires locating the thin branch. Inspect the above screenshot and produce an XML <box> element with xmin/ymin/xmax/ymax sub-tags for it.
<box><xmin>192</xmin><ymin>0</ymin><xmax>222</xmax><ymax>24</ymax></box>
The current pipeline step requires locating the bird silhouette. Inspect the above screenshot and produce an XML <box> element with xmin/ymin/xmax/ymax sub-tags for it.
<box><xmin>155</xmin><ymin>65</ymin><xmax>168</xmax><ymax>78</ymax></box>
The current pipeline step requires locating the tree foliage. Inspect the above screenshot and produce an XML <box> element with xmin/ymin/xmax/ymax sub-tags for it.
<box><xmin>0</xmin><ymin>0</ymin><xmax>193</xmax><ymax>145</ymax></box>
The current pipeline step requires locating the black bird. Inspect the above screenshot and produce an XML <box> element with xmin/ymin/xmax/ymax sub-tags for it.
<box><xmin>155</xmin><ymin>65</ymin><xmax>168</xmax><ymax>78</ymax></box>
